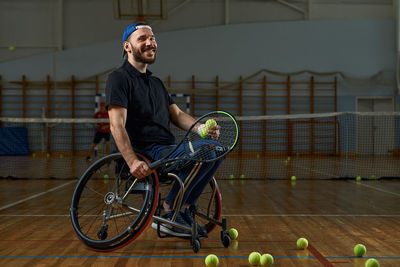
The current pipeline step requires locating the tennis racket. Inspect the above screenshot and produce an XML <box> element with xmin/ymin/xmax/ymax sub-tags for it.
<box><xmin>148</xmin><ymin>110</ymin><xmax>239</xmax><ymax>170</ymax></box>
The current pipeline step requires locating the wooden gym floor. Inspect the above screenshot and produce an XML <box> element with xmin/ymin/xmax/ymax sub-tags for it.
<box><xmin>0</xmin><ymin>171</ymin><xmax>399</xmax><ymax>266</ymax></box>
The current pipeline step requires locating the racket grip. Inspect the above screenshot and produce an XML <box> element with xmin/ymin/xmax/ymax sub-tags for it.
<box><xmin>148</xmin><ymin>159</ymin><xmax>162</xmax><ymax>170</ymax></box>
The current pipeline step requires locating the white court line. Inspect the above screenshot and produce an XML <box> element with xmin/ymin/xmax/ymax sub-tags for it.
<box><xmin>0</xmin><ymin>180</ymin><xmax>76</xmax><ymax>212</ymax></box>
<box><xmin>0</xmin><ymin>214</ymin><xmax>399</xmax><ymax>217</ymax></box>
<box><xmin>353</xmin><ymin>181</ymin><xmax>400</xmax><ymax>197</ymax></box>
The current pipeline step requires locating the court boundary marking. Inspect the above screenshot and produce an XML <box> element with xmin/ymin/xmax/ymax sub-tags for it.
<box><xmin>0</xmin><ymin>180</ymin><xmax>75</xmax><ymax>212</ymax></box>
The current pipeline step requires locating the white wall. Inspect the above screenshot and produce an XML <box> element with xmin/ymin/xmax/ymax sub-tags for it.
<box><xmin>0</xmin><ymin>0</ymin><xmax>394</xmax><ymax>62</ymax></box>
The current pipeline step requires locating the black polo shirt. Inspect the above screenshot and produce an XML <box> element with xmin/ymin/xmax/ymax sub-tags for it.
<box><xmin>105</xmin><ymin>60</ymin><xmax>175</xmax><ymax>151</ymax></box>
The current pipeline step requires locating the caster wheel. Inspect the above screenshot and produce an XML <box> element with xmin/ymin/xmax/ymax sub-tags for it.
<box><xmin>192</xmin><ymin>239</ymin><xmax>201</xmax><ymax>253</ymax></box>
<box><xmin>97</xmin><ymin>224</ymin><xmax>108</xmax><ymax>240</ymax></box>
<box><xmin>222</xmin><ymin>233</ymin><xmax>231</xmax><ymax>248</ymax></box>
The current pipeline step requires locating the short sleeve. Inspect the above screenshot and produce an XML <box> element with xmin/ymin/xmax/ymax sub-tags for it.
<box><xmin>105</xmin><ymin>71</ymin><xmax>129</xmax><ymax>110</ymax></box>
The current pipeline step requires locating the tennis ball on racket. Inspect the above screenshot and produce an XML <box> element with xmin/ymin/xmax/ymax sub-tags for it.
<box><xmin>248</xmin><ymin>252</ymin><xmax>261</xmax><ymax>266</ymax></box>
<box><xmin>365</xmin><ymin>258</ymin><xmax>380</xmax><ymax>267</ymax></box>
<box><xmin>205</xmin><ymin>119</ymin><xmax>217</xmax><ymax>129</ymax></box>
<box><xmin>229</xmin><ymin>228</ymin><xmax>238</xmax><ymax>240</ymax></box>
<box><xmin>291</xmin><ymin>175</ymin><xmax>296</xmax><ymax>181</ymax></box>
<box><xmin>356</xmin><ymin>176</ymin><xmax>362</xmax><ymax>182</ymax></box>
<box><xmin>200</xmin><ymin>127</ymin><xmax>208</xmax><ymax>138</ymax></box>
<box><xmin>354</xmin><ymin>244</ymin><xmax>366</xmax><ymax>257</ymax></box>
<box><xmin>260</xmin><ymin>253</ymin><xmax>274</xmax><ymax>266</ymax></box>
<box><xmin>297</xmin><ymin>238</ymin><xmax>308</xmax><ymax>249</ymax></box>
<box><xmin>205</xmin><ymin>254</ymin><xmax>219</xmax><ymax>267</ymax></box>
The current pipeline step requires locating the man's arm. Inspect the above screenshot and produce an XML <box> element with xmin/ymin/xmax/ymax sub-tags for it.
<box><xmin>108</xmin><ymin>104</ymin><xmax>151</xmax><ymax>178</ymax></box>
<box><xmin>169</xmin><ymin>104</ymin><xmax>196</xmax><ymax>131</ymax></box>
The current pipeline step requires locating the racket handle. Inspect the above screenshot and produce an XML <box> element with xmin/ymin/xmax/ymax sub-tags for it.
<box><xmin>148</xmin><ymin>159</ymin><xmax>162</xmax><ymax>170</ymax></box>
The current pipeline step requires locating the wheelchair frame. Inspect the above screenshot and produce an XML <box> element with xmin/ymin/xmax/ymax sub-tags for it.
<box><xmin>70</xmin><ymin>152</ymin><xmax>232</xmax><ymax>253</ymax></box>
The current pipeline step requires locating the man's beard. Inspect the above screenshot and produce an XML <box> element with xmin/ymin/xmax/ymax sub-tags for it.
<box><xmin>132</xmin><ymin>46</ymin><xmax>156</xmax><ymax>64</ymax></box>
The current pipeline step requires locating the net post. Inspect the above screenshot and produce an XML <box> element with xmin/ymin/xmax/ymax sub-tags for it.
<box><xmin>71</xmin><ymin>75</ymin><xmax>76</xmax><ymax>155</ymax></box>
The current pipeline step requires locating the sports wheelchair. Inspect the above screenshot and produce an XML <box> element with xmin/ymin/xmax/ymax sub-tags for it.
<box><xmin>70</xmin><ymin>152</ymin><xmax>232</xmax><ymax>252</ymax></box>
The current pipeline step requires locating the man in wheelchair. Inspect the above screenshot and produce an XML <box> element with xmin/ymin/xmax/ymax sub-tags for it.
<box><xmin>106</xmin><ymin>22</ymin><xmax>223</xmax><ymax>238</ymax></box>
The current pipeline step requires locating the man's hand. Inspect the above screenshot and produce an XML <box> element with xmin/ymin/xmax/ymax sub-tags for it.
<box><xmin>207</xmin><ymin>125</ymin><xmax>220</xmax><ymax>140</ymax></box>
<box><xmin>129</xmin><ymin>160</ymin><xmax>152</xmax><ymax>179</ymax></box>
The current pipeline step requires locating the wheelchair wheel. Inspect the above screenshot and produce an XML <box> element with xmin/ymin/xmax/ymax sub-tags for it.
<box><xmin>70</xmin><ymin>153</ymin><xmax>159</xmax><ymax>251</ymax></box>
<box><xmin>195</xmin><ymin>177</ymin><xmax>222</xmax><ymax>234</ymax></box>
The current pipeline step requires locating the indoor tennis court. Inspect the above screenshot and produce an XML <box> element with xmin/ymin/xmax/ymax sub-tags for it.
<box><xmin>1</xmin><ymin>0</ymin><xmax>400</xmax><ymax>266</ymax></box>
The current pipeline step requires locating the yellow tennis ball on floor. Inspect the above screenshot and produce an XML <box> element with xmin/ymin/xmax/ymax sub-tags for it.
<box><xmin>205</xmin><ymin>119</ymin><xmax>217</xmax><ymax>129</ymax></box>
<box><xmin>354</xmin><ymin>244</ymin><xmax>366</xmax><ymax>257</ymax></box>
<box><xmin>200</xmin><ymin>127</ymin><xmax>208</xmax><ymax>138</ymax></box>
<box><xmin>104</xmin><ymin>174</ymin><xmax>109</xmax><ymax>179</ymax></box>
<box><xmin>291</xmin><ymin>175</ymin><xmax>296</xmax><ymax>181</ymax></box>
<box><xmin>205</xmin><ymin>254</ymin><xmax>219</xmax><ymax>267</ymax></box>
<box><xmin>260</xmin><ymin>253</ymin><xmax>274</xmax><ymax>266</ymax></box>
<box><xmin>356</xmin><ymin>176</ymin><xmax>362</xmax><ymax>182</ymax></box>
<box><xmin>297</xmin><ymin>238</ymin><xmax>308</xmax><ymax>249</ymax></box>
<box><xmin>370</xmin><ymin>175</ymin><xmax>376</xmax><ymax>180</ymax></box>
<box><xmin>240</xmin><ymin>174</ymin><xmax>245</xmax><ymax>179</ymax></box>
<box><xmin>365</xmin><ymin>258</ymin><xmax>380</xmax><ymax>267</ymax></box>
<box><xmin>229</xmin><ymin>174</ymin><xmax>235</xmax><ymax>179</ymax></box>
<box><xmin>248</xmin><ymin>252</ymin><xmax>261</xmax><ymax>266</ymax></box>
<box><xmin>229</xmin><ymin>228</ymin><xmax>238</xmax><ymax>240</ymax></box>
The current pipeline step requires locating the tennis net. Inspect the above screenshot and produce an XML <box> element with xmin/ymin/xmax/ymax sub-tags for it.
<box><xmin>0</xmin><ymin>112</ymin><xmax>399</xmax><ymax>180</ymax></box>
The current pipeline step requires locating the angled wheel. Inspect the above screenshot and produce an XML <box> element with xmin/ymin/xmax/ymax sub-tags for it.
<box><xmin>70</xmin><ymin>153</ymin><xmax>159</xmax><ymax>251</ymax></box>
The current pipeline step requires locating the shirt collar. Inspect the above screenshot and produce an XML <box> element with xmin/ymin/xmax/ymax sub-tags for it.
<box><xmin>123</xmin><ymin>60</ymin><xmax>152</xmax><ymax>78</ymax></box>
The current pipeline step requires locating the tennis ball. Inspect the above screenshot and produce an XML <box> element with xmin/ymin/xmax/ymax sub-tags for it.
<box><xmin>205</xmin><ymin>119</ymin><xmax>217</xmax><ymax>129</ymax></box>
<box><xmin>104</xmin><ymin>174</ymin><xmax>109</xmax><ymax>179</ymax></box>
<box><xmin>240</xmin><ymin>174</ymin><xmax>245</xmax><ymax>179</ymax></box>
<box><xmin>260</xmin><ymin>253</ymin><xmax>274</xmax><ymax>266</ymax></box>
<box><xmin>287</xmin><ymin>156</ymin><xmax>291</xmax><ymax>161</ymax></box>
<box><xmin>297</xmin><ymin>238</ymin><xmax>308</xmax><ymax>249</ymax></box>
<box><xmin>205</xmin><ymin>254</ymin><xmax>219</xmax><ymax>267</ymax></box>
<box><xmin>256</xmin><ymin>154</ymin><xmax>260</xmax><ymax>159</ymax></box>
<box><xmin>248</xmin><ymin>252</ymin><xmax>261</xmax><ymax>266</ymax></box>
<box><xmin>229</xmin><ymin>228</ymin><xmax>238</xmax><ymax>240</ymax></box>
<box><xmin>365</xmin><ymin>258</ymin><xmax>380</xmax><ymax>267</ymax></box>
<box><xmin>229</xmin><ymin>174</ymin><xmax>235</xmax><ymax>179</ymax></box>
<box><xmin>32</xmin><ymin>153</ymin><xmax>36</xmax><ymax>158</ymax></box>
<box><xmin>356</xmin><ymin>176</ymin><xmax>362</xmax><ymax>182</ymax></box>
<box><xmin>8</xmin><ymin>46</ymin><xmax>15</xmax><ymax>51</ymax></box>
<box><xmin>354</xmin><ymin>244</ymin><xmax>366</xmax><ymax>257</ymax></box>
<box><xmin>46</xmin><ymin>153</ymin><xmax>50</xmax><ymax>159</ymax></box>
<box><xmin>370</xmin><ymin>175</ymin><xmax>376</xmax><ymax>180</ymax></box>
<box><xmin>200</xmin><ymin>127</ymin><xmax>208</xmax><ymax>138</ymax></box>
<box><xmin>291</xmin><ymin>175</ymin><xmax>296</xmax><ymax>181</ymax></box>
<box><xmin>59</xmin><ymin>154</ymin><xmax>64</xmax><ymax>158</ymax></box>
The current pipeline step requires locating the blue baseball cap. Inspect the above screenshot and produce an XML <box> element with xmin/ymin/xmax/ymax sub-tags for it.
<box><xmin>122</xmin><ymin>22</ymin><xmax>152</xmax><ymax>42</ymax></box>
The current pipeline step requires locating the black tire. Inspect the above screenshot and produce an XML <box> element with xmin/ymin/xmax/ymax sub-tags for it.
<box><xmin>70</xmin><ymin>153</ymin><xmax>159</xmax><ymax>251</ymax></box>
<box><xmin>191</xmin><ymin>239</ymin><xmax>201</xmax><ymax>253</ymax></box>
